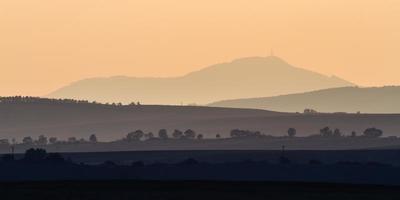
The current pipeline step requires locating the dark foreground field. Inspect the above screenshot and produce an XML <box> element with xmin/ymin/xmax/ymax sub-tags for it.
<box><xmin>1</xmin><ymin>180</ymin><xmax>399</xmax><ymax>200</ymax></box>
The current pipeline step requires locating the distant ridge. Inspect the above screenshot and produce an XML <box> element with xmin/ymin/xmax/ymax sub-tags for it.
<box><xmin>2</xmin><ymin>96</ymin><xmax>400</xmax><ymax>142</ymax></box>
<box><xmin>47</xmin><ymin>56</ymin><xmax>354</xmax><ymax>104</ymax></box>
<box><xmin>209</xmin><ymin>86</ymin><xmax>400</xmax><ymax>113</ymax></box>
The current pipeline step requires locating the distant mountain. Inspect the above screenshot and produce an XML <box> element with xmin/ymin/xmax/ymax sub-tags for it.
<box><xmin>47</xmin><ymin>56</ymin><xmax>354</xmax><ymax>104</ymax></box>
<box><xmin>209</xmin><ymin>86</ymin><xmax>400</xmax><ymax>113</ymax></box>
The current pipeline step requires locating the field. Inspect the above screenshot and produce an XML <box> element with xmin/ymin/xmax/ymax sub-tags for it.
<box><xmin>1</xmin><ymin>100</ymin><xmax>400</xmax><ymax>141</ymax></box>
<box><xmin>1</xmin><ymin>180</ymin><xmax>399</xmax><ymax>200</ymax></box>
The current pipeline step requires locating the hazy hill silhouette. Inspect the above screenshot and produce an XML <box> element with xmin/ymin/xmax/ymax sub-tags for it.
<box><xmin>1</xmin><ymin>97</ymin><xmax>400</xmax><ymax>141</ymax></box>
<box><xmin>47</xmin><ymin>56</ymin><xmax>354</xmax><ymax>105</ymax></box>
<box><xmin>209</xmin><ymin>86</ymin><xmax>400</xmax><ymax>113</ymax></box>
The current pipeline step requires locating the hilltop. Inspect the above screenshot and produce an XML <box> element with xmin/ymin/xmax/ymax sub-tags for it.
<box><xmin>47</xmin><ymin>56</ymin><xmax>354</xmax><ymax>105</ymax></box>
<box><xmin>209</xmin><ymin>86</ymin><xmax>400</xmax><ymax>113</ymax></box>
<box><xmin>1</xmin><ymin>97</ymin><xmax>400</xmax><ymax>142</ymax></box>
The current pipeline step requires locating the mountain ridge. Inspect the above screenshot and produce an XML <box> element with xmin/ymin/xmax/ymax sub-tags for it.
<box><xmin>47</xmin><ymin>56</ymin><xmax>355</xmax><ymax>104</ymax></box>
<box><xmin>209</xmin><ymin>86</ymin><xmax>400</xmax><ymax>113</ymax></box>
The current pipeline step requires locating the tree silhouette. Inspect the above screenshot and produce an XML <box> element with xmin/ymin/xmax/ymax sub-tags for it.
<box><xmin>230</xmin><ymin>129</ymin><xmax>262</xmax><ymax>138</ymax></box>
<box><xmin>126</xmin><ymin>130</ymin><xmax>144</xmax><ymax>141</ymax></box>
<box><xmin>89</xmin><ymin>134</ymin><xmax>98</xmax><ymax>143</ymax></box>
<box><xmin>24</xmin><ymin>148</ymin><xmax>47</xmax><ymax>162</ymax></box>
<box><xmin>172</xmin><ymin>129</ymin><xmax>183</xmax><ymax>139</ymax></box>
<box><xmin>197</xmin><ymin>134</ymin><xmax>204</xmax><ymax>140</ymax></box>
<box><xmin>320</xmin><ymin>127</ymin><xmax>333</xmax><ymax>137</ymax></box>
<box><xmin>49</xmin><ymin>137</ymin><xmax>58</xmax><ymax>144</ymax></box>
<box><xmin>303</xmin><ymin>108</ymin><xmax>318</xmax><ymax>114</ymax></box>
<box><xmin>363</xmin><ymin>128</ymin><xmax>383</xmax><ymax>138</ymax></box>
<box><xmin>287</xmin><ymin>128</ymin><xmax>296</xmax><ymax>137</ymax></box>
<box><xmin>158</xmin><ymin>129</ymin><xmax>169</xmax><ymax>139</ymax></box>
<box><xmin>333</xmin><ymin>128</ymin><xmax>342</xmax><ymax>137</ymax></box>
<box><xmin>68</xmin><ymin>137</ymin><xmax>78</xmax><ymax>144</ymax></box>
<box><xmin>184</xmin><ymin>129</ymin><xmax>196</xmax><ymax>139</ymax></box>
<box><xmin>37</xmin><ymin>135</ymin><xmax>48</xmax><ymax>145</ymax></box>
<box><xmin>351</xmin><ymin>131</ymin><xmax>357</xmax><ymax>137</ymax></box>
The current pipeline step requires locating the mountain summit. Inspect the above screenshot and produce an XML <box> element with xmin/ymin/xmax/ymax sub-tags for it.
<box><xmin>47</xmin><ymin>56</ymin><xmax>354</xmax><ymax>104</ymax></box>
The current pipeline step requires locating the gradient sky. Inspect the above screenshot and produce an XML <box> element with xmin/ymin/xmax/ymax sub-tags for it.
<box><xmin>1</xmin><ymin>0</ymin><xmax>400</xmax><ymax>96</ymax></box>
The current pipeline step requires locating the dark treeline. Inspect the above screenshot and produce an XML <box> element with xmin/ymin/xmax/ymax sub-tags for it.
<box><xmin>0</xmin><ymin>96</ymin><xmax>141</xmax><ymax>106</ymax></box>
<box><xmin>0</xmin><ymin>127</ymin><xmax>385</xmax><ymax>147</ymax></box>
<box><xmin>1</xmin><ymin>148</ymin><xmax>400</xmax><ymax>185</ymax></box>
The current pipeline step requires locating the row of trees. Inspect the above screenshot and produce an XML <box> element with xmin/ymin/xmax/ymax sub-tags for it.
<box><xmin>316</xmin><ymin>127</ymin><xmax>383</xmax><ymax>138</ymax></box>
<box><xmin>0</xmin><ymin>127</ymin><xmax>385</xmax><ymax>146</ymax></box>
<box><xmin>0</xmin><ymin>96</ymin><xmax>141</xmax><ymax>107</ymax></box>
<box><xmin>1</xmin><ymin>148</ymin><xmax>65</xmax><ymax>163</ymax></box>
<box><xmin>230</xmin><ymin>129</ymin><xmax>262</xmax><ymax>138</ymax></box>
<box><xmin>0</xmin><ymin>134</ymin><xmax>99</xmax><ymax>146</ymax></box>
<box><xmin>124</xmin><ymin>129</ymin><xmax>204</xmax><ymax>142</ymax></box>
<box><xmin>229</xmin><ymin>127</ymin><xmax>384</xmax><ymax>139</ymax></box>
<box><xmin>282</xmin><ymin>127</ymin><xmax>383</xmax><ymax>138</ymax></box>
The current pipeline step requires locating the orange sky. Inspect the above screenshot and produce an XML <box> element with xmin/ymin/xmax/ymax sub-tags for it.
<box><xmin>1</xmin><ymin>0</ymin><xmax>400</xmax><ymax>96</ymax></box>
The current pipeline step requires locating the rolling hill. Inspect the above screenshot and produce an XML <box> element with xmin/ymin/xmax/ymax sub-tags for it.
<box><xmin>47</xmin><ymin>56</ymin><xmax>354</xmax><ymax>105</ymax></box>
<box><xmin>1</xmin><ymin>97</ymin><xmax>400</xmax><ymax>142</ymax></box>
<box><xmin>209</xmin><ymin>86</ymin><xmax>400</xmax><ymax>113</ymax></box>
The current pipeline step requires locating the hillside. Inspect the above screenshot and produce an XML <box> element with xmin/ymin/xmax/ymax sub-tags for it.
<box><xmin>1</xmin><ymin>97</ymin><xmax>400</xmax><ymax>142</ymax></box>
<box><xmin>46</xmin><ymin>56</ymin><xmax>354</xmax><ymax>105</ymax></box>
<box><xmin>209</xmin><ymin>86</ymin><xmax>400</xmax><ymax>113</ymax></box>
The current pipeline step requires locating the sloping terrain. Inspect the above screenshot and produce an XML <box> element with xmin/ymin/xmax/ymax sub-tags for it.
<box><xmin>210</xmin><ymin>86</ymin><xmax>400</xmax><ymax>113</ymax></box>
<box><xmin>47</xmin><ymin>56</ymin><xmax>353</xmax><ymax>105</ymax></box>
<box><xmin>0</xmin><ymin>98</ymin><xmax>400</xmax><ymax>141</ymax></box>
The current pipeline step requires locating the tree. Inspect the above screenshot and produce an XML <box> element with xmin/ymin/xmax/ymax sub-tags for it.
<box><xmin>68</xmin><ymin>137</ymin><xmax>77</xmax><ymax>143</ymax></box>
<box><xmin>24</xmin><ymin>148</ymin><xmax>47</xmax><ymax>162</ymax></box>
<box><xmin>126</xmin><ymin>130</ymin><xmax>144</xmax><ymax>141</ymax></box>
<box><xmin>79</xmin><ymin>138</ymin><xmax>86</xmax><ymax>143</ymax></box>
<box><xmin>216</xmin><ymin>134</ymin><xmax>221</xmax><ymax>139</ymax></box>
<box><xmin>333</xmin><ymin>128</ymin><xmax>342</xmax><ymax>137</ymax></box>
<box><xmin>22</xmin><ymin>136</ymin><xmax>33</xmax><ymax>145</ymax></box>
<box><xmin>320</xmin><ymin>127</ymin><xmax>333</xmax><ymax>137</ymax></box>
<box><xmin>197</xmin><ymin>134</ymin><xmax>204</xmax><ymax>140</ymax></box>
<box><xmin>158</xmin><ymin>129</ymin><xmax>168</xmax><ymax>139</ymax></box>
<box><xmin>351</xmin><ymin>131</ymin><xmax>357</xmax><ymax>137</ymax></box>
<box><xmin>49</xmin><ymin>137</ymin><xmax>58</xmax><ymax>144</ymax></box>
<box><xmin>230</xmin><ymin>129</ymin><xmax>262</xmax><ymax>138</ymax></box>
<box><xmin>287</xmin><ymin>128</ymin><xmax>296</xmax><ymax>137</ymax></box>
<box><xmin>37</xmin><ymin>135</ymin><xmax>48</xmax><ymax>145</ymax></box>
<box><xmin>89</xmin><ymin>134</ymin><xmax>98</xmax><ymax>143</ymax></box>
<box><xmin>184</xmin><ymin>129</ymin><xmax>196</xmax><ymax>139</ymax></box>
<box><xmin>172</xmin><ymin>129</ymin><xmax>183</xmax><ymax>139</ymax></box>
<box><xmin>303</xmin><ymin>108</ymin><xmax>318</xmax><ymax>114</ymax></box>
<box><xmin>363</xmin><ymin>128</ymin><xmax>383</xmax><ymax>138</ymax></box>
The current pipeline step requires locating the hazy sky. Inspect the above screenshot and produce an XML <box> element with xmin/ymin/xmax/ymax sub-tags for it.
<box><xmin>1</xmin><ymin>0</ymin><xmax>400</xmax><ymax>96</ymax></box>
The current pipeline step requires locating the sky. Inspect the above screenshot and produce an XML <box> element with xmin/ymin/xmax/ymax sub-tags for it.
<box><xmin>0</xmin><ymin>0</ymin><xmax>400</xmax><ymax>96</ymax></box>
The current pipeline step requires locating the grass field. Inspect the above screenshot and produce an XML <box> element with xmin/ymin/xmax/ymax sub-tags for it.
<box><xmin>0</xmin><ymin>180</ymin><xmax>399</xmax><ymax>200</ymax></box>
